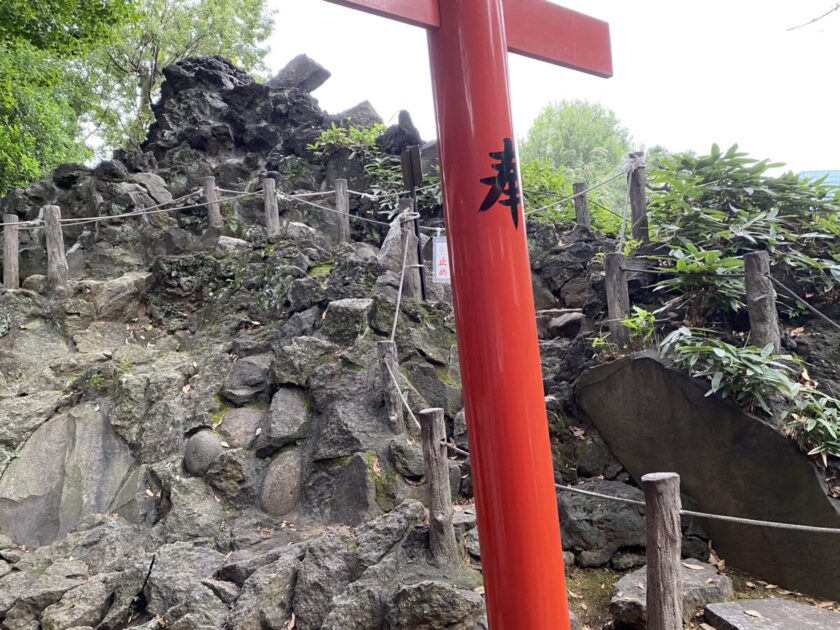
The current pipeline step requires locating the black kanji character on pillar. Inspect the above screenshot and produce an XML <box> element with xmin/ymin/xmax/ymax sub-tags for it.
<box><xmin>478</xmin><ymin>137</ymin><xmax>522</xmax><ymax>229</ymax></box>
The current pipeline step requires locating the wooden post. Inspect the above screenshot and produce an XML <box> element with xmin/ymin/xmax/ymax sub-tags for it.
<box><xmin>399</xmin><ymin>201</ymin><xmax>422</xmax><ymax>300</ymax></box>
<box><xmin>573</xmin><ymin>182</ymin><xmax>590</xmax><ymax>229</ymax></box>
<box><xmin>377</xmin><ymin>340</ymin><xmax>405</xmax><ymax>434</ymax></box>
<box><xmin>419</xmin><ymin>407</ymin><xmax>458</xmax><ymax>566</ymax></box>
<box><xmin>605</xmin><ymin>252</ymin><xmax>630</xmax><ymax>346</ymax></box>
<box><xmin>203</xmin><ymin>176</ymin><xmax>224</xmax><ymax>230</ymax></box>
<box><xmin>744</xmin><ymin>251</ymin><xmax>781</xmax><ymax>353</ymax></box>
<box><xmin>628</xmin><ymin>152</ymin><xmax>649</xmax><ymax>243</ymax></box>
<box><xmin>3</xmin><ymin>214</ymin><xmax>19</xmax><ymax>289</ymax></box>
<box><xmin>263</xmin><ymin>178</ymin><xmax>281</xmax><ymax>237</ymax></box>
<box><xmin>334</xmin><ymin>178</ymin><xmax>351</xmax><ymax>243</ymax></box>
<box><xmin>44</xmin><ymin>205</ymin><xmax>69</xmax><ymax>298</ymax></box>
<box><xmin>643</xmin><ymin>472</ymin><xmax>683</xmax><ymax>630</ymax></box>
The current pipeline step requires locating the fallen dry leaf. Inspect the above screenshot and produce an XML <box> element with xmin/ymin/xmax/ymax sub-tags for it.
<box><xmin>283</xmin><ymin>612</ymin><xmax>296</xmax><ymax>629</ymax></box>
<box><xmin>579</xmin><ymin>603</ymin><xmax>588</xmax><ymax>611</ymax></box>
<box><xmin>474</xmin><ymin>586</ymin><xmax>485</xmax><ymax>595</ymax></box>
<box><xmin>744</xmin><ymin>610</ymin><xmax>764</xmax><ymax>619</ymax></box>
<box><xmin>745</xmin><ymin>581</ymin><xmax>756</xmax><ymax>589</ymax></box>
<box><xmin>568</xmin><ymin>590</ymin><xmax>582</xmax><ymax>600</ymax></box>
<box><xmin>682</xmin><ymin>562</ymin><xmax>704</xmax><ymax>570</ymax></box>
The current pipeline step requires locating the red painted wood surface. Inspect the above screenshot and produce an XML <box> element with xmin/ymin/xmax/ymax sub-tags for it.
<box><xmin>325</xmin><ymin>0</ymin><xmax>439</xmax><ymax>28</ymax></box>
<box><xmin>321</xmin><ymin>1</ymin><xmax>613</xmax><ymax>627</ymax></box>
<box><xmin>427</xmin><ymin>2</ymin><xmax>571</xmax><ymax>626</ymax></box>
<box><xmin>503</xmin><ymin>0</ymin><xmax>612</xmax><ymax>76</ymax></box>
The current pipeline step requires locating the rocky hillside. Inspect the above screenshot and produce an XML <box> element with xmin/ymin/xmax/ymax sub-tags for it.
<box><xmin>0</xmin><ymin>53</ymin><xmax>618</xmax><ymax>629</ymax></box>
<box><xmin>2</xmin><ymin>53</ymin><xmax>837</xmax><ymax>629</ymax></box>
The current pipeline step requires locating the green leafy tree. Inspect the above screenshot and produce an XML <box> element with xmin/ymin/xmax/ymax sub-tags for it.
<box><xmin>90</xmin><ymin>0</ymin><xmax>274</xmax><ymax>149</ymax></box>
<box><xmin>0</xmin><ymin>42</ymin><xmax>96</xmax><ymax>193</ymax></box>
<box><xmin>0</xmin><ymin>0</ymin><xmax>136</xmax><ymax>55</ymax></box>
<box><xmin>520</xmin><ymin>100</ymin><xmax>632</xmax><ymax>179</ymax></box>
<box><xmin>0</xmin><ymin>1</ymin><xmax>135</xmax><ymax>195</ymax></box>
<box><xmin>519</xmin><ymin>100</ymin><xmax>633</xmax><ymax>218</ymax></box>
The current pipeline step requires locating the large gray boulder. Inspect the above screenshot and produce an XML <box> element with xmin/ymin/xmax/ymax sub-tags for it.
<box><xmin>610</xmin><ymin>561</ymin><xmax>734</xmax><ymax>627</ymax></box>
<box><xmin>577</xmin><ymin>354</ymin><xmax>840</xmax><ymax>600</ymax></box>
<box><xmin>292</xmin><ymin>530</ymin><xmax>357</xmax><ymax>630</ymax></box>
<box><xmin>267</xmin><ymin>54</ymin><xmax>331</xmax><ymax>92</ymax></box>
<box><xmin>557</xmin><ymin>480</ymin><xmax>645</xmax><ymax>567</ymax></box>
<box><xmin>226</xmin><ymin>546</ymin><xmax>302</xmax><ymax>628</ymax></box>
<box><xmin>0</xmin><ymin>403</ymin><xmax>135</xmax><ymax>547</ymax></box>
<box><xmin>386</xmin><ymin>581</ymin><xmax>485</xmax><ymax>629</ymax></box>
<box><xmin>221</xmin><ymin>353</ymin><xmax>272</xmax><ymax>405</ymax></box>
<box><xmin>217</xmin><ymin>407</ymin><xmax>264</xmax><ymax>448</ymax></box>
<box><xmin>183</xmin><ymin>429</ymin><xmax>224</xmax><ymax>476</ymax></box>
<box><xmin>260</xmin><ymin>448</ymin><xmax>303</xmax><ymax>516</ymax></box>
<box><xmin>256</xmin><ymin>387</ymin><xmax>311</xmax><ymax>456</ymax></box>
<box><xmin>320</xmin><ymin>298</ymin><xmax>373</xmax><ymax>345</ymax></box>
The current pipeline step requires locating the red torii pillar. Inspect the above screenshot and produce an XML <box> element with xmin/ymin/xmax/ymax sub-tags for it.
<box><xmin>325</xmin><ymin>1</ymin><xmax>612</xmax><ymax>628</ymax></box>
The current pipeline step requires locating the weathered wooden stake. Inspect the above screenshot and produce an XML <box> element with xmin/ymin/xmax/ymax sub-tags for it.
<box><xmin>377</xmin><ymin>340</ymin><xmax>405</xmax><ymax>434</ymax></box>
<box><xmin>399</xmin><ymin>201</ymin><xmax>422</xmax><ymax>300</ymax></box>
<box><xmin>334</xmin><ymin>178</ymin><xmax>351</xmax><ymax>243</ymax></box>
<box><xmin>573</xmin><ymin>182</ymin><xmax>591</xmax><ymax>229</ymax></box>
<box><xmin>744</xmin><ymin>251</ymin><xmax>781</xmax><ymax>352</ymax></box>
<box><xmin>203</xmin><ymin>176</ymin><xmax>224</xmax><ymax>230</ymax></box>
<box><xmin>605</xmin><ymin>252</ymin><xmax>630</xmax><ymax>346</ymax></box>
<box><xmin>419</xmin><ymin>407</ymin><xmax>459</xmax><ymax>567</ymax></box>
<box><xmin>263</xmin><ymin>178</ymin><xmax>281</xmax><ymax>237</ymax></box>
<box><xmin>3</xmin><ymin>214</ymin><xmax>20</xmax><ymax>289</ymax></box>
<box><xmin>44</xmin><ymin>205</ymin><xmax>69</xmax><ymax>298</ymax></box>
<box><xmin>643</xmin><ymin>472</ymin><xmax>683</xmax><ymax>630</ymax></box>
<box><xmin>628</xmin><ymin>152</ymin><xmax>649</xmax><ymax>243</ymax></box>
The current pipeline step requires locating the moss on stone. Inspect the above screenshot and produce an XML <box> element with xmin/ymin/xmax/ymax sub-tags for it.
<box><xmin>309</xmin><ymin>262</ymin><xmax>333</xmax><ymax>277</ymax></box>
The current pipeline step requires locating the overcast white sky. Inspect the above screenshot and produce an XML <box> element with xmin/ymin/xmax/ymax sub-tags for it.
<box><xmin>265</xmin><ymin>1</ymin><xmax>839</xmax><ymax>173</ymax></box>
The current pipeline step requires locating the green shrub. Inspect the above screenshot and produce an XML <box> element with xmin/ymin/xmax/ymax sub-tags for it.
<box><xmin>659</xmin><ymin>327</ymin><xmax>840</xmax><ymax>462</ymax></box>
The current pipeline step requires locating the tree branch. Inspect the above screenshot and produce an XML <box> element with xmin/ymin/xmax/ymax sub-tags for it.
<box><xmin>788</xmin><ymin>2</ymin><xmax>840</xmax><ymax>31</ymax></box>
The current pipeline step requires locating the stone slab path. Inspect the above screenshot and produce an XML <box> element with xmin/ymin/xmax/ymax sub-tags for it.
<box><xmin>705</xmin><ymin>598</ymin><xmax>840</xmax><ymax>629</ymax></box>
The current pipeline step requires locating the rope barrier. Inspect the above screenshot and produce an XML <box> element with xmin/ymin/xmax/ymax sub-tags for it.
<box><xmin>554</xmin><ymin>483</ymin><xmax>840</xmax><ymax>535</ymax></box>
<box><xmin>278</xmin><ymin>191</ymin><xmax>392</xmax><ymax>227</ymax></box>
<box><xmin>0</xmin><ymin>189</ymin><xmax>268</xmax><ymax>230</ymax></box>
<box><xmin>0</xmin><ymin>188</ymin><xmax>203</xmax><ymax>228</ymax></box>
<box><xmin>390</xmin><ymin>214</ymin><xmax>417</xmax><ymax>342</ymax></box>
<box><xmin>769</xmin><ymin>276</ymin><xmax>840</xmax><ymax>332</ymax></box>
<box><xmin>347</xmin><ymin>183</ymin><xmax>438</xmax><ymax>202</ymax></box>
<box><xmin>441</xmin><ymin>440</ymin><xmax>470</xmax><ymax>457</ymax></box>
<box><xmin>57</xmin><ymin>191</ymin><xmax>260</xmax><ymax>228</ymax></box>
<box><xmin>523</xmin><ymin>170</ymin><xmax>625</xmax><ymax>218</ymax></box>
<box><xmin>383</xmin><ymin>361</ymin><xmax>421</xmax><ymax>432</ymax></box>
<box><xmin>439</xmin><ymin>442</ymin><xmax>840</xmax><ymax>534</ymax></box>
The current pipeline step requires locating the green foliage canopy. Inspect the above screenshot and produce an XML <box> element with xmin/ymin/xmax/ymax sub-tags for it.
<box><xmin>0</xmin><ymin>0</ymin><xmax>136</xmax><ymax>55</ymax></box>
<box><xmin>0</xmin><ymin>0</ymin><xmax>135</xmax><ymax>195</ymax></box>
<box><xmin>518</xmin><ymin>100</ymin><xmax>633</xmax><ymax>228</ymax></box>
<box><xmin>0</xmin><ymin>41</ymin><xmax>93</xmax><ymax>193</ymax></box>
<box><xmin>519</xmin><ymin>99</ymin><xmax>632</xmax><ymax>180</ymax></box>
<box><xmin>648</xmin><ymin>143</ymin><xmax>840</xmax><ymax>317</ymax></box>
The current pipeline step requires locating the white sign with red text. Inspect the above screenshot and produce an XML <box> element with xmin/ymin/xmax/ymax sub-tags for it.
<box><xmin>432</xmin><ymin>236</ymin><xmax>451</xmax><ymax>284</ymax></box>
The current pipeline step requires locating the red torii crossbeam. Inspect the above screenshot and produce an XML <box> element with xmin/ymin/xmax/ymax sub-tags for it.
<box><xmin>324</xmin><ymin>1</ymin><xmax>612</xmax><ymax>628</ymax></box>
